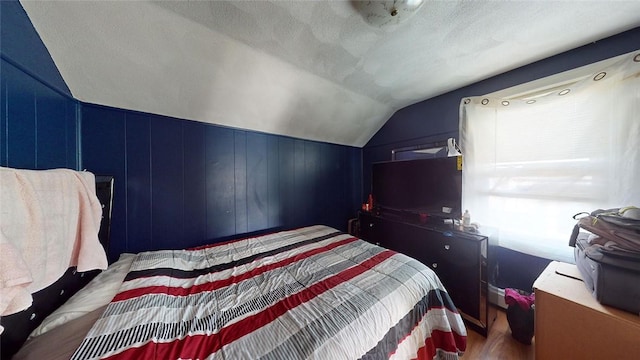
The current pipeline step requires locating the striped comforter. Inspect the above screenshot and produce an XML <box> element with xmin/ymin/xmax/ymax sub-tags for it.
<box><xmin>71</xmin><ymin>225</ymin><xmax>467</xmax><ymax>360</ymax></box>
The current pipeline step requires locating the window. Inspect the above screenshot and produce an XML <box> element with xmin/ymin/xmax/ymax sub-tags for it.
<box><xmin>460</xmin><ymin>51</ymin><xmax>640</xmax><ymax>262</ymax></box>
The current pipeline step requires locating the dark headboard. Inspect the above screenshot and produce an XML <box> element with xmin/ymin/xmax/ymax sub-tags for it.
<box><xmin>0</xmin><ymin>175</ymin><xmax>114</xmax><ymax>359</ymax></box>
<box><xmin>95</xmin><ymin>176</ymin><xmax>115</xmax><ymax>258</ymax></box>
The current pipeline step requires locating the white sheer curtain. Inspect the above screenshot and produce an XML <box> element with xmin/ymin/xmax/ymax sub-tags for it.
<box><xmin>460</xmin><ymin>51</ymin><xmax>640</xmax><ymax>263</ymax></box>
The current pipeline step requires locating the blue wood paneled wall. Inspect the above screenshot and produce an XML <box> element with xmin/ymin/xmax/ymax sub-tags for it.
<box><xmin>0</xmin><ymin>0</ymin><xmax>72</xmax><ymax>97</ymax></box>
<box><xmin>1</xmin><ymin>1</ymin><xmax>78</xmax><ymax>169</ymax></box>
<box><xmin>0</xmin><ymin>59</ymin><xmax>78</xmax><ymax>170</ymax></box>
<box><xmin>81</xmin><ymin>104</ymin><xmax>362</xmax><ymax>260</ymax></box>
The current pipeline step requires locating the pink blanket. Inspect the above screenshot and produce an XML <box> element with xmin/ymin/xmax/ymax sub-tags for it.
<box><xmin>0</xmin><ymin>167</ymin><xmax>108</xmax><ymax>324</ymax></box>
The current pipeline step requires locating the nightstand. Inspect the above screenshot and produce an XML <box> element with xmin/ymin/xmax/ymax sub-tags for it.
<box><xmin>533</xmin><ymin>261</ymin><xmax>640</xmax><ymax>359</ymax></box>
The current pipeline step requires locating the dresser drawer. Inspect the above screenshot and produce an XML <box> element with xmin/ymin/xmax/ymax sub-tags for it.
<box><xmin>358</xmin><ymin>213</ymin><xmax>389</xmax><ymax>248</ymax></box>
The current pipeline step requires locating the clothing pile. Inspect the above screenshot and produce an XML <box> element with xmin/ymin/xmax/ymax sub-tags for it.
<box><xmin>504</xmin><ymin>288</ymin><xmax>535</xmax><ymax>344</ymax></box>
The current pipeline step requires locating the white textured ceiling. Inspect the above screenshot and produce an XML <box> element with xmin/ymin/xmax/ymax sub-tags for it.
<box><xmin>20</xmin><ymin>1</ymin><xmax>640</xmax><ymax>147</ymax></box>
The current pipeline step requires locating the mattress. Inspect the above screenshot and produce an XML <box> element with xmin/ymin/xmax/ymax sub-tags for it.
<box><xmin>17</xmin><ymin>225</ymin><xmax>467</xmax><ymax>359</ymax></box>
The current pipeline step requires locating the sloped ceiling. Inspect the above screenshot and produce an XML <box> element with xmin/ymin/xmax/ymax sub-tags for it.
<box><xmin>20</xmin><ymin>1</ymin><xmax>640</xmax><ymax>147</ymax></box>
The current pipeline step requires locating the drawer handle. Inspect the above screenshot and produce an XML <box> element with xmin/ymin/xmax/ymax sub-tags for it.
<box><xmin>369</xmin><ymin>223</ymin><xmax>374</xmax><ymax>228</ymax></box>
<box><xmin>444</xmin><ymin>244</ymin><xmax>450</xmax><ymax>250</ymax></box>
<box><xmin>432</xmin><ymin>263</ymin><xmax>438</xmax><ymax>268</ymax></box>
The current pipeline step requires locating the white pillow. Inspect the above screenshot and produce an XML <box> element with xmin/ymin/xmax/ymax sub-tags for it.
<box><xmin>28</xmin><ymin>253</ymin><xmax>135</xmax><ymax>339</ymax></box>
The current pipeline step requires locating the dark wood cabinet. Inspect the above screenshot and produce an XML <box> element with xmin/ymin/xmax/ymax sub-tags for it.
<box><xmin>358</xmin><ymin>211</ymin><xmax>496</xmax><ymax>336</ymax></box>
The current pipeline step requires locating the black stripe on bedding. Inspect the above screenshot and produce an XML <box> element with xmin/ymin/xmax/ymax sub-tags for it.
<box><xmin>359</xmin><ymin>288</ymin><xmax>458</xmax><ymax>360</ymax></box>
<box><xmin>124</xmin><ymin>231</ymin><xmax>344</xmax><ymax>281</ymax></box>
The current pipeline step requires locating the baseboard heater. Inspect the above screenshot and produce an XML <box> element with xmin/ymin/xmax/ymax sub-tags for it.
<box><xmin>489</xmin><ymin>284</ymin><xmax>508</xmax><ymax>309</ymax></box>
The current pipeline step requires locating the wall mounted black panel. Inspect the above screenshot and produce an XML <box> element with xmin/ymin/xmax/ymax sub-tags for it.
<box><xmin>83</xmin><ymin>104</ymin><xmax>362</xmax><ymax>257</ymax></box>
<box><xmin>0</xmin><ymin>59</ymin><xmax>77</xmax><ymax>170</ymax></box>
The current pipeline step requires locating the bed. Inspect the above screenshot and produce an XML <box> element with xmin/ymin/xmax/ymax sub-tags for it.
<box><xmin>8</xmin><ymin>225</ymin><xmax>466</xmax><ymax>359</ymax></box>
<box><xmin>1</xmin><ymin>170</ymin><xmax>467</xmax><ymax>360</ymax></box>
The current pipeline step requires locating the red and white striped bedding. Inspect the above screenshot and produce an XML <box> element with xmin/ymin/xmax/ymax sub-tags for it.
<box><xmin>70</xmin><ymin>225</ymin><xmax>467</xmax><ymax>360</ymax></box>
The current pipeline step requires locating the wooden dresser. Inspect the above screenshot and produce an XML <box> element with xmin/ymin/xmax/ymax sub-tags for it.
<box><xmin>533</xmin><ymin>261</ymin><xmax>640</xmax><ymax>359</ymax></box>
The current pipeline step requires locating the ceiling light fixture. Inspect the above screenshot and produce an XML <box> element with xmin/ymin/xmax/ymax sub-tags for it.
<box><xmin>354</xmin><ymin>0</ymin><xmax>425</xmax><ymax>30</ymax></box>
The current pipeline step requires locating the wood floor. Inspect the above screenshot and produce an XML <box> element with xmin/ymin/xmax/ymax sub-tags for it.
<box><xmin>463</xmin><ymin>309</ymin><xmax>535</xmax><ymax>360</ymax></box>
